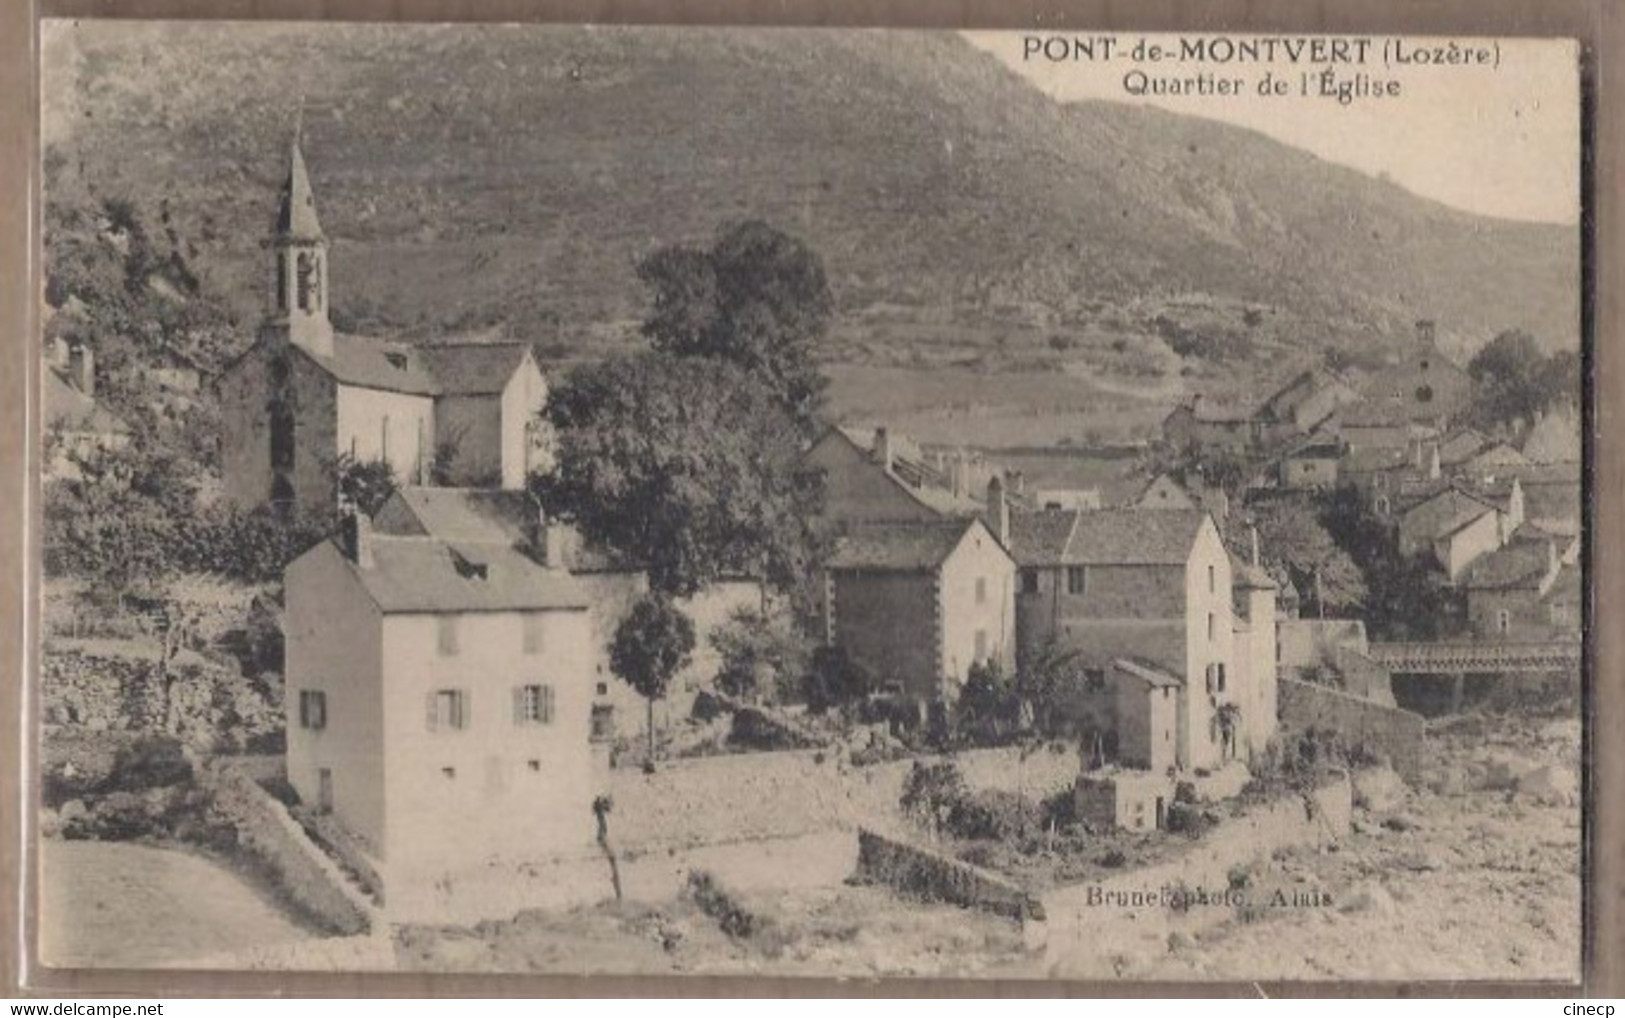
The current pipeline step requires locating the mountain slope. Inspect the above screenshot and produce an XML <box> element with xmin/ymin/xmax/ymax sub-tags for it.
<box><xmin>40</xmin><ymin>22</ymin><xmax>1579</xmax><ymax>425</ymax></box>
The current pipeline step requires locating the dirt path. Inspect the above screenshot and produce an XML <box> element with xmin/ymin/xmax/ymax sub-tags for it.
<box><xmin>40</xmin><ymin>838</ymin><xmax>317</xmax><ymax>968</ymax></box>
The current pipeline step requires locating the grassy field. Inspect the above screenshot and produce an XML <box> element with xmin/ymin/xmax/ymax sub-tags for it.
<box><xmin>39</xmin><ymin>839</ymin><xmax>317</xmax><ymax>969</ymax></box>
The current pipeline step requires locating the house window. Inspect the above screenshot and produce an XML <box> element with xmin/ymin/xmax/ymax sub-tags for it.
<box><xmin>269</xmin><ymin>399</ymin><xmax>295</xmax><ymax>472</ymax></box>
<box><xmin>975</xmin><ymin>577</ymin><xmax>987</xmax><ymax>604</ymax></box>
<box><xmin>974</xmin><ymin>629</ymin><xmax>989</xmax><ymax>662</ymax></box>
<box><xmin>527</xmin><ymin>760</ymin><xmax>541</xmax><ymax>772</ymax></box>
<box><xmin>590</xmin><ymin>704</ymin><xmax>616</xmax><ymax>743</ymax></box>
<box><xmin>381</xmin><ymin>414</ymin><xmax>391</xmax><ymax>463</ymax></box>
<box><xmin>1020</xmin><ymin>569</ymin><xmax>1039</xmax><ymax>595</ymax></box>
<box><xmin>298</xmin><ymin>690</ymin><xmax>327</xmax><ymax>730</ymax></box>
<box><xmin>522</xmin><ymin>613</ymin><xmax>543</xmax><ymax>655</ymax></box>
<box><xmin>595</xmin><ymin>682</ymin><xmax>608</xmax><ymax>697</ymax></box>
<box><xmin>1497</xmin><ymin>609</ymin><xmax>1511</xmax><ymax>634</ymax></box>
<box><xmin>441</xmin><ymin>767</ymin><xmax>456</xmax><ymax>780</ymax></box>
<box><xmin>437</xmin><ymin>615</ymin><xmax>460</xmax><ymax>655</ymax></box>
<box><xmin>515</xmin><ymin>684</ymin><xmax>555</xmax><ymax>725</ymax></box>
<box><xmin>428</xmin><ymin>689</ymin><xmax>468</xmax><ymax>731</ymax></box>
<box><xmin>1207</xmin><ymin>613</ymin><xmax>1216</xmax><ymax>642</ymax></box>
<box><xmin>296</xmin><ymin>252</ymin><xmax>318</xmax><ymax>312</ymax></box>
<box><xmin>1208</xmin><ymin>564</ymin><xmax>1215</xmax><ymax>593</ymax></box>
<box><xmin>1374</xmin><ymin>495</ymin><xmax>1391</xmax><ymax>516</ymax></box>
<box><xmin>1067</xmin><ymin>566</ymin><xmax>1087</xmax><ymax>596</ymax></box>
<box><xmin>1216</xmin><ymin>663</ymin><xmax>1227</xmax><ymax>693</ymax></box>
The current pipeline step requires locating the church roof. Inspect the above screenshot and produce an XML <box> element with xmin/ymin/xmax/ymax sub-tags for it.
<box><xmin>302</xmin><ymin>334</ymin><xmax>440</xmax><ymax>395</ymax></box>
<box><xmin>276</xmin><ymin>139</ymin><xmax>324</xmax><ymax>241</ymax></box>
<box><xmin>420</xmin><ymin>343</ymin><xmax>534</xmax><ymax>396</ymax></box>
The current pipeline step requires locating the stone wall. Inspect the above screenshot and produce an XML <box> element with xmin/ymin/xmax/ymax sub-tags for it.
<box><xmin>854</xmin><ymin>826</ymin><xmax>1044</xmax><ymax>922</ymax></box>
<box><xmin>1279</xmin><ymin>678</ymin><xmax>1425</xmax><ymax>783</ymax></box>
<box><xmin>195</xmin><ymin>757</ymin><xmax>373</xmax><ymax>935</ymax></box>
<box><xmin>605</xmin><ymin>743</ymin><xmax>1085</xmax><ymax>853</ymax></box>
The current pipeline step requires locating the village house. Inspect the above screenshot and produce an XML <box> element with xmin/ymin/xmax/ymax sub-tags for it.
<box><xmin>371</xmin><ymin>486</ymin><xmax>760</xmax><ymax>740</ymax></box>
<box><xmin>1395</xmin><ymin>479</ymin><xmax>1525</xmax><ymax>581</ymax></box>
<box><xmin>1007</xmin><ymin>506</ymin><xmax>1275</xmax><ymax>774</ymax></box>
<box><xmin>1160</xmin><ymin>394</ymin><xmax>1258</xmax><ymax>455</ymax></box>
<box><xmin>42</xmin><ymin>339</ymin><xmax>131</xmax><ymax>479</ymax></box>
<box><xmin>284</xmin><ymin>510</ymin><xmax>599</xmax><ymax>920</ymax></box>
<box><xmin>1462</xmin><ymin>527</ymin><xmax>1580</xmax><ymax>641</ymax></box>
<box><xmin>1503</xmin><ymin>462</ymin><xmax>1583</xmax><ymax>537</ymax></box>
<box><xmin>803</xmin><ymin>425</ymin><xmax>984</xmax><ymax>529</ymax></box>
<box><xmin>218</xmin><ymin>137</ymin><xmax>552</xmax><ymax>515</ymax></box>
<box><xmin>1275</xmin><ymin>434</ymin><xmax>1343</xmax><ymax>489</ymax></box>
<box><xmin>1134</xmin><ymin>472</ymin><xmax>1230</xmax><ymax>524</ymax></box>
<box><xmin>1254</xmin><ymin>366</ymin><xmax>1361</xmax><ymax>444</ymax></box>
<box><xmin>819</xmin><ymin>500</ymin><xmax>1015</xmax><ymax>705</ymax></box>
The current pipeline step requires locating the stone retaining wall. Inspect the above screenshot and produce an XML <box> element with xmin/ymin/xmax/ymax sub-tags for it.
<box><xmin>196</xmin><ymin>757</ymin><xmax>373</xmax><ymax>935</ymax></box>
<box><xmin>1279</xmin><ymin>678</ymin><xmax>1425</xmax><ymax>783</ymax></box>
<box><xmin>854</xmin><ymin>826</ymin><xmax>1045</xmax><ymax>922</ymax></box>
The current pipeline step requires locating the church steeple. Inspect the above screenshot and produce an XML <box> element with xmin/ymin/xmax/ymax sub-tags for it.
<box><xmin>271</xmin><ymin>131</ymin><xmax>333</xmax><ymax>358</ymax></box>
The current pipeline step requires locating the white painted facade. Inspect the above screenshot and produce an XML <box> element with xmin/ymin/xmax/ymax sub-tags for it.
<box><xmin>336</xmin><ymin>385</ymin><xmax>436</xmax><ymax>483</ymax></box>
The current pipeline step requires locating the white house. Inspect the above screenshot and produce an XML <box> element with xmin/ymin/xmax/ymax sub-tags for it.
<box><xmin>284</xmin><ymin>512</ymin><xmax>597</xmax><ymax>920</ymax></box>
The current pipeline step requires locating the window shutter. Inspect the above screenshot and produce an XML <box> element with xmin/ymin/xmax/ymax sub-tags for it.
<box><xmin>513</xmin><ymin>685</ymin><xmax>525</xmax><ymax>724</ymax></box>
<box><xmin>298</xmin><ymin>692</ymin><xmax>308</xmax><ymax>728</ymax></box>
<box><xmin>542</xmin><ymin>685</ymin><xmax>555</xmax><ymax>723</ymax></box>
<box><xmin>426</xmin><ymin>691</ymin><xmax>439</xmax><ymax>732</ymax></box>
<box><xmin>457</xmin><ymin>690</ymin><xmax>469</xmax><ymax>729</ymax></box>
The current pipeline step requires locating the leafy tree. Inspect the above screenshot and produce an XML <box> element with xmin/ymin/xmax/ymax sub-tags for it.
<box><xmin>956</xmin><ymin>658</ymin><xmax>1021</xmax><ymax>744</ymax></box>
<box><xmin>1234</xmin><ymin>496</ymin><xmax>1367</xmax><ymax>615</ymax></box>
<box><xmin>609</xmin><ymin>593</ymin><xmax>696</xmax><ymax>769</ymax></box>
<box><xmin>533</xmin><ymin>353</ymin><xmax>825</xmax><ymax>599</ymax></box>
<box><xmin>802</xmin><ymin>645</ymin><xmax>872</xmax><ymax>714</ymax></box>
<box><xmin>336</xmin><ymin>454</ymin><xmax>399</xmax><ymax>518</ymax></box>
<box><xmin>1466</xmin><ymin>330</ymin><xmax>1579</xmax><ymax>431</ymax></box>
<box><xmin>1013</xmin><ymin>638</ymin><xmax>1084</xmax><ymax>738</ymax></box>
<box><xmin>637</xmin><ymin>220</ymin><xmax>834</xmax><ymax>430</ymax></box>
<box><xmin>709</xmin><ymin>606</ymin><xmax>811</xmax><ymax>703</ymax></box>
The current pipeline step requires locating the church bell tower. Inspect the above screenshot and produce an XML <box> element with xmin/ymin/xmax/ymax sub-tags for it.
<box><xmin>269</xmin><ymin>133</ymin><xmax>333</xmax><ymax>359</ymax></box>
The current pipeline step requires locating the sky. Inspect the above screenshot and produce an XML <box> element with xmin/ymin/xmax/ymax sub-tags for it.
<box><xmin>965</xmin><ymin>32</ymin><xmax>1580</xmax><ymax>225</ymax></box>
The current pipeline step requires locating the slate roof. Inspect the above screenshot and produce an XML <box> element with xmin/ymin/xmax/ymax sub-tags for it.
<box><xmin>1009</xmin><ymin>508</ymin><xmax>1204</xmax><ymax>566</ymax></box>
<box><xmin>1461</xmin><ymin>534</ymin><xmax>1556</xmax><ymax>591</ymax></box>
<box><xmin>1341</xmin><ymin>446</ymin><xmax>1411</xmax><ymax>475</ymax></box>
<box><xmin>1113</xmin><ymin>658</ymin><xmax>1183</xmax><ymax>689</ymax></box>
<box><xmin>823</xmin><ymin>426</ymin><xmax>982</xmax><ymax>517</ymax></box>
<box><xmin>1403</xmin><ymin>486</ymin><xmax>1500</xmax><ymax>543</ymax></box>
<box><xmin>293</xmin><ymin>334</ymin><xmax>535</xmax><ymax>398</ymax></box>
<box><xmin>1008</xmin><ymin>510</ymin><xmax>1080</xmax><ymax>567</ymax></box>
<box><xmin>827</xmin><ymin>518</ymin><xmax>979</xmax><ymax>571</ymax></box>
<box><xmin>420</xmin><ymin>343</ymin><xmax>534</xmax><ymax>396</ymax></box>
<box><xmin>1438</xmin><ymin>429</ymin><xmax>1490</xmax><ymax>466</ymax></box>
<box><xmin>377</xmin><ymin>487</ymin><xmax>537</xmax><ymax>544</ymax></box>
<box><xmin>335</xmin><ymin>536</ymin><xmax>590</xmax><ymax>613</ymax></box>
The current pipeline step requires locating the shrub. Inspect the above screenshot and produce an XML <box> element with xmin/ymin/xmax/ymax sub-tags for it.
<box><xmin>1165</xmin><ymin>802</ymin><xmax>1216</xmax><ymax>837</ymax></box>
<box><xmin>802</xmin><ymin>645</ymin><xmax>872</xmax><ymax>713</ymax></box>
<box><xmin>101</xmin><ymin>734</ymin><xmax>192</xmax><ymax>792</ymax></box>
<box><xmin>686</xmin><ymin>870</ymin><xmax>768</xmax><ymax>941</ymax></box>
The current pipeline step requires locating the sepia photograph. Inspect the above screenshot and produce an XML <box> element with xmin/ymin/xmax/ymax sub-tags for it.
<box><xmin>31</xmin><ymin>20</ymin><xmax>1585</xmax><ymax>983</ymax></box>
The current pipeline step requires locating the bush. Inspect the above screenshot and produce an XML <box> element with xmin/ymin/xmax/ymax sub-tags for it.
<box><xmin>1165</xmin><ymin>802</ymin><xmax>1216</xmax><ymax>837</ymax></box>
<box><xmin>686</xmin><ymin>870</ymin><xmax>769</xmax><ymax>941</ymax></box>
<box><xmin>102</xmin><ymin>734</ymin><xmax>193</xmax><ymax>792</ymax></box>
<box><xmin>802</xmin><ymin>645</ymin><xmax>872</xmax><ymax>713</ymax></box>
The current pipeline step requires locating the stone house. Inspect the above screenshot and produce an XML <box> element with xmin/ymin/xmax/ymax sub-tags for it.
<box><xmin>820</xmin><ymin>512</ymin><xmax>1016</xmax><ymax>703</ymax></box>
<box><xmin>42</xmin><ymin>341</ymin><xmax>130</xmax><ymax>478</ymax></box>
<box><xmin>371</xmin><ymin>486</ymin><xmax>760</xmax><ymax>740</ymax></box>
<box><xmin>1462</xmin><ymin>529</ymin><xmax>1578</xmax><ymax>641</ymax></box>
<box><xmin>1161</xmin><ymin>395</ymin><xmax>1258</xmax><ymax>454</ymax></box>
<box><xmin>1396</xmin><ymin>481</ymin><xmax>1524</xmax><ymax>579</ymax></box>
<box><xmin>1276</xmin><ymin>435</ymin><xmax>1342</xmax><ymax>489</ymax></box>
<box><xmin>803</xmin><ymin>424</ymin><xmax>982</xmax><ymax>528</ymax></box>
<box><xmin>217</xmin><ymin>138</ymin><xmax>551</xmax><ymax>515</ymax></box>
<box><xmin>1007</xmin><ymin>507</ymin><xmax>1274</xmax><ymax>772</ymax></box>
<box><xmin>283</xmin><ymin>511</ymin><xmax>598</xmax><ymax>920</ymax></box>
<box><xmin>1255</xmin><ymin>366</ymin><xmax>1361</xmax><ymax>443</ymax></box>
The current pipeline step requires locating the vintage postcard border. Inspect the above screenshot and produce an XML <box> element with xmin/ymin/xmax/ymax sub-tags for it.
<box><xmin>2</xmin><ymin>0</ymin><xmax>1619</xmax><ymax>998</ymax></box>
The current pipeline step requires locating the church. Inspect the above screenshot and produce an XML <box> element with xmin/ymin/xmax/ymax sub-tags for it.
<box><xmin>217</xmin><ymin>136</ymin><xmax>553</xmax><ymax>515</ymax></box>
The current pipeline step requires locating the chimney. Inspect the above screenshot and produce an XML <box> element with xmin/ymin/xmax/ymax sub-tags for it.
<box><xmin>70</xmin><ymin>345</ymin><xmax>94</xmax><ymax>398</ymax></box>
<box><xmin>871</xmin><ymin>427</ymin><xmax>894</xmax><ymax>472</ymax></box>
<box><xmin>952</xmin><ymin>450</ymin><xmax>968</xmax><ymax>498</ymax></box>
<box><xmin>529</xmin><ymin>504</ymin><xmax>571</xmax><ymax>570</ymax></box>
<box><xmin>1250</xmin><ymin>526</ymin><xmax>1261</xmax><ymax>568</ymax></box>
<box><xmin>341</xmin><ymin>511</ymin><xmax>374</xmax><ymax>569</ymax></box>
<box><xmin>985</xmin><ymin>475</ymin><xmax>1009</xmax><ymax>547</ymax></box>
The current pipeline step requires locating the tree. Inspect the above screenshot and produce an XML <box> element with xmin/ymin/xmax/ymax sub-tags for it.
<box><xmin>1013</xmin><ymin>638</ymin><xmax>1084</xmax><ymax>738</ymax></box>
<box><xmin>609</xmin><ymin>593</ymin><xmax>696</xmax><ymax>769</ymax></box>
<box><xmin>336</xmin><ymin>454</ymin><xmax>399</xmax><ymax>518</ymax></box>
<box><xmin>956</xmin><ymin>658</ymin><xmax>1021</xmax><ymax>744</ymax></box>
<box><xmin>802</xmin><ymin>645</ymin><xmax>872</xmax><ymax>714</ymax></box>
<box><xmin>1236</xmin><ymin>496</ymin><xmax>1367</xmax><ymax>615</ymax></box>
<box><xmin>533</xmin><ymin>353</ymin><xmax>825</xmax><ymax>598</ymax></box>
<box><xmin>637</xmin><ymin>220</ymin><xmax>834</xmax><ymax>430</ymax></box>
<box><xmin>1466</xmin><ymin>330</ymin><xmax>1578</xmax><ymax>431</ymax></box>
<box><xmin>709</xmin><ymin>606</ymin><xmax>811</xmax><ymax>703</ymax></box>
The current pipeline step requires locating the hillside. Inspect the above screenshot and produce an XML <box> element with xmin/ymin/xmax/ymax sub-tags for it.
<box><xmin>41</xmin><ymin>22</ymin><xmax>1579</xmax><ymax>444</ymax></box>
